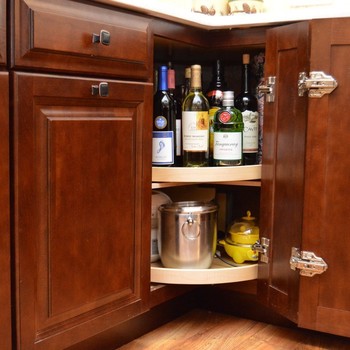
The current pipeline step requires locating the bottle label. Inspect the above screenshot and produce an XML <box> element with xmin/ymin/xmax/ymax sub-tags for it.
<box><xmin>213</xmin><ymin>132</ymin><xmax>242</xmax><ymax>160</ymax></box>
<box><xmin>154</xmin><ymin>116</ymin><xmax>168</xmax><ymax>130</ymax></box>
<box><xmin>218</xmin><ymin>111</ymin><xmax>231</xmax><ymax>123</ymax></box>
<box><xmin>242</xmin><ymin>110</ymin><xmax>259</xmax><ymax>153</ymax></box>
<box><xmin>182</xmin><ymin>111</ymin><xmax>209</xmax><ymax>151</ymax></box>
<box><xmin>152</xmin><ymin>131</ymin><xmax>174</xmax><ymax>165</ymax></box>
<box><xmin>176</xmin><ymin>119</ymin><xmax>182</xmax><ymax>156</ymax></box>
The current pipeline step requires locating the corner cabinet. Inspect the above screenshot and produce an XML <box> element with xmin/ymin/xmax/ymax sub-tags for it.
<box><xmin>152</xmin><ymin>16</ymin><xmax>350</xmax><ymax>338</ymax></box>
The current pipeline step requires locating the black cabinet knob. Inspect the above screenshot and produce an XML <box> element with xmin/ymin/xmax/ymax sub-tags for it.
<box><xmin>92</xmin><ymin>30</ymin><xmax>111</xmax><ymax>46</ymax></box>
<box><xmin>91</xmin><ymin>82</ymin><xmax>109</xmax><ymax>97</ymax></box>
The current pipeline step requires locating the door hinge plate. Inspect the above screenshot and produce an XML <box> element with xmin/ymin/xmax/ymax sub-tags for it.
<box><xmin>252</xmin><ymin>237</ymin><xmax>270</xmax><ymax>263</ymax></box>
<box><xmin>257</xmin><ymin>76</ymin><xmax>276</xmax><ymax>102</ymax></box>
<box><xmin>290</xmin><ymin>247</ymin><xmax>328</xmax><ymax>277</ymax></box>
<box><xmin>298</xmin><ymin>71</ymin><xmax>338</xmax><ymax>98</ymax></box>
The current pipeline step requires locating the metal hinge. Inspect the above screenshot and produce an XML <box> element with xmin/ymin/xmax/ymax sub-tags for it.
<box><xmin>252</xmin><ymin>237</ymin><xmax>270</xmax><ymax>263</ymax></box>
<box><xmin>257</xmin><ymin>76</ymin><xmax>276</xmax><ymax>103</ymax></box>
<box><xmin>298</xmin><ymin>71</ymin><xmax>338</xmax><ymax>98</ymax></box>
<box><xmin>290</xmin><ymin>247</ymin><xmax>328</xmax><ymax>277</ymax></box>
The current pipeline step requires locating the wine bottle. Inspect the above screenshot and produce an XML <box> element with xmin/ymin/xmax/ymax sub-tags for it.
<box><xmin>206</xmin><ymin>59</ymin><xmax>227</xmax><ymax>165</ymax></box>
<box><xmin>235</xmin><ymin>54</ymin><xmax>259</xmax><ymax>165</ymax></box>
<box><xmin>167</xmin><ymin>63</ymin><xmax>182</xmax><ymax>166</ymax></box>
<box><xmin>182</xmin><ymin>67</ymin><xmax>191</xmax><ymax>102</ymax></box>
<box><xmin>213</xmin><ymin>91</ymin><xmax>244</xmax><ymax>166</ymax></box>
<box><xmin>182</xmin><ymin>65</ymin><xmax>210</xmax><ymax>167</ymax></box>
<box><xmin>152</xmin><ymin>65</ymin><xmax>175</xmax><ymax>166</ymax></box>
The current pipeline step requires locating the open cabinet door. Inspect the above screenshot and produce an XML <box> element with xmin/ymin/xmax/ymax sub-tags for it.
<box><xmin>258</xmin><ymin>21</ymin><xmax>310</xmax><ymax>323</ymax></box>
<box><xmin>298</xmin><ymin>18</ymin><xmax>350</xmax><ymax>338</ymax></box>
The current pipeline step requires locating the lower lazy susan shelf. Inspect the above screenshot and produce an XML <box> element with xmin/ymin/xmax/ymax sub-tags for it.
<box><xmin>151</xmin><ymin>258</ymin><xmax>258</xmax><ymax>285</ymax></box>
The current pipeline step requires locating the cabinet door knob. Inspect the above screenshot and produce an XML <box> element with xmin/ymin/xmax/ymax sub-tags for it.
<box><xmin>92</xmin><ymin>30</ymin><xmax>111</xmax><ymax>46</ymax></box>
<box><xmin>91</xmin><ymin>82</ymin><xmax>109</xmax><ymax>97</ymax></box>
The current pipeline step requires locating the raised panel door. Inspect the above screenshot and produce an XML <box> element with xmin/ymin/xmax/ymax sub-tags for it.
<box><xmin>298</xmin><ymin>17</ymin><xmax>350</xmax><ymax>338</ymax></box>
<box><xmin>13</xmin><ymin>73</ymin><xmax>152</xmax><ymax>349</ymax></box>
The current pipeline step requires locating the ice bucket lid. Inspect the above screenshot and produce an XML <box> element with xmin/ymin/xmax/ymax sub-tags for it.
<box><xmin>158</xmin><ymin>201</ymin><xmax>218</xmax><ymax>214</ymax></box>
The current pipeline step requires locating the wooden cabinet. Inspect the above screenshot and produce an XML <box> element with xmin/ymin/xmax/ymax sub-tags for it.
<box><xmin>259</xmin><ymin>18</ymin><xmax>350</xmax><ymax>338</ymax></box>
<box><xmin>13</xmin><ymin>73</ymin><xmax>152</xmax><ymax>349</ymax></box>
<box><xmin>11</xmin><ymin>0</ymin><xmax>153</xmax><ymax>348</ymax></box>
<box><xmin>0</xmin><ymin>73</ymin><xmax>11</xmax><ymax>350</ymax></box>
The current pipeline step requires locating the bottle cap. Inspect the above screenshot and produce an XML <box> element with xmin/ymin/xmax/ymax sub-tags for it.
<box><xmin>222</xmin><ymin>90</ymin><xmax>234</xmax><ymax>106</ymax></box>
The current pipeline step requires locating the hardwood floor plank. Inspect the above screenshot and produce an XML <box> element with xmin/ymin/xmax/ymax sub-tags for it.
<box><xmin>118</xmin><ymin>309</ymin><xmax>350</xmax><ymax>350</ymax></box>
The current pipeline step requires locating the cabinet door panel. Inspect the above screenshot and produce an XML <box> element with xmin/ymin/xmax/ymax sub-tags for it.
<box><xmin>13</xmin><ymin>73</ymin><xmax>152</xmax><ymax>349</ymax></box>
<box><xmin>0</xmin><ymin>73</ymin><xmax>11</xmax><ymax>350</ymax></box>
<box><xmin>298</xmin><ymin>18</ymin><xmax>350</xmax><ymax>337</ymax></box>
<box><xmin>258</xmin><ymin>21</ymin><xmax>309</xmax><ymax>323</ymax></box>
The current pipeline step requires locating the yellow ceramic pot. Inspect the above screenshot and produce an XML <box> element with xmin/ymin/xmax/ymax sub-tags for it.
<box><xmin>228</xmin><ymin>210</ymin><xmax>259</xmax><ymax>244</ymax></box>
<box><xmin>220</xmin><ymin>240</ymin><xmax>258</xmax><ymax>264</ymax></box>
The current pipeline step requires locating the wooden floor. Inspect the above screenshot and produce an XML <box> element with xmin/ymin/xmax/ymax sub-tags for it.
<box><xmin>118</xmin><ymin>309</ymin><xmax>350</xmax><ymax>350</ymax></box>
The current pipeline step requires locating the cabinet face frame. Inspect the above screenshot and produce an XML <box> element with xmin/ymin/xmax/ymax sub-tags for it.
<box><xmin>0</xmin><ymin>0</ymin><xmax>6</xmax><ymax>65</ymax></box>
<box><xmin>13</xmin><ymin>73</ymin><xmax>152</xmax><ymax>349</ymax></box>
<box><xmin>0</xmin><ymin>73</ymin><xmax>11</xmax><ymax>350</ymax></box>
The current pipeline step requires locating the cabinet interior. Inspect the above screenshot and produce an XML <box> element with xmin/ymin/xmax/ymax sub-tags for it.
<box><xmin>154</xmin><ymin>34</ymin><xmax>265</xmax><ymax>96</ymax></box>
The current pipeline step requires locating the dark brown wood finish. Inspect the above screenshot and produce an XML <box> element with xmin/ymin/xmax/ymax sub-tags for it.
<box><xmin>298</xmin><ymin>18</ymin><xmax>350</xmax><ymax>337</ymax></box>
<box><xmin>13</xmin><ymin>0</ymin><xmax>152</xmax><ymax>80</ymax></box>
<box><xmin>0</xmin><ymin>0</ymin><xmax>6</xmax><ymax>65</ymax></box>
<box><xmin>258</xmin><ymin>21</ymin><xmax>310</xmax><ymax>323</ymax></box>
<box><xmin>0</xmin><ymin>73</ymin><xmax>12</xmax><ymax>350</ymax></box>
<box><xmin>13</xmin><ymin>73</ymin><xmax>152</xmax><ymax>349</ymax></box>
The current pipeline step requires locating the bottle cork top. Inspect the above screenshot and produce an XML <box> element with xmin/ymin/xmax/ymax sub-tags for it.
<box><xmin>242</xmin><ymin>54</ymin><xmax>250</xmax><ymax>65</ymax></box>
<box><xmin>191</xmin><ymin>65</ymin><xmax>202</xmax><ymax>89</ymax></box>
<box><xmin>185</xmin><ymin>67</ymin><xmax>191</xmax><ymax>79</ymax></box>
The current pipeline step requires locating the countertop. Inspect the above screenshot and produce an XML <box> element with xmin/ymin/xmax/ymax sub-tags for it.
<box><xmin>94</xmin><ymin>0</ymin><xmax>350</xmax><ymax>29</ymax></box>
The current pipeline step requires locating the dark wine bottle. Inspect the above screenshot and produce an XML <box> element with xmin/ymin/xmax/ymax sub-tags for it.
<box><xmin>213</xmin><ymin>91</ymin><xmax>244</xmax><ymax>166</ymax></box>
<box><xmin>206</xmin><ymin>59</ymin><xmax>227</xmax><ymax>165</ymax></box>
<box><xmin>152</xmin><ymin>65</ymin><xmax>175</xmax><ymax>167</ymax></box>
<box><xmin>182</xmin><ymin>65</ymin><xmax>210</xmax><ymax>167</ymax></box>
<box><xmin>167</xmin><ymin>63</ymin><xmax>182</xmax><ymax>166</ymax></box>
<box><xmin>235</xmin><ymin>54</ymin><xmax>259</xmax><ymax>165</ymax></box>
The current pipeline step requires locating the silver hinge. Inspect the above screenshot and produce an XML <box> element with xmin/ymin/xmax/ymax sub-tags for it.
<box><xmin>252</xmin><ymin>237</ymin><xmax>270</xmax><ymax>263</ymax></box>
<box><xmin>290</xmin><ymin>247</ymin><xmax>328</xmax><ymax>277</ymax></box>
<box><xmin>257</xmin><ymin>76</ymin><xmax>276</xmax><ymax>103</ymax></box>
<box><xmin>298</xmin><ymin>71</ymin><xmax>338</xmax><ymax>98</ymax></box>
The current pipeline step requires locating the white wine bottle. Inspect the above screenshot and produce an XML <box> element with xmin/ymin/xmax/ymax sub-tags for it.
<box><xmin>182</xmin><ymin>65</ymin><xmax>210</xmax><ymax>167</ymax></box>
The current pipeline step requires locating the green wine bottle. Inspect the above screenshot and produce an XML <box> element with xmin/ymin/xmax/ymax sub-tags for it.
<box><xmin>213</xmin><ymin>91</ymin><xmax>244</xmax><ymax>166</ymax></box>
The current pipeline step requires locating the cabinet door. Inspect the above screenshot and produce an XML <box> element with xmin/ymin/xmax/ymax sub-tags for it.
<box><xmin>0</xmin><ymin>0</ymin><xmax>6</xmax><ymax>65</ymax></box>
<box><xmin>13</xmin><ymin>73</ymin><xmax>152</xmax><ymax>349</ymax></box>
<box><xmin>259</xmin><ymin>18</ymin><xmax>350</xmax><ymax>338</ymax></box>
<box><xmin>0</xmin><ymin>73</ymin><xmax>11</xmax><ymax>350</ymax></box>
<box><xmin>258</xmin><ymin>21</ymin><xmax>310</xmax><ymax>323</ymax></box>
<box><xmin>298</xmin><ymin>18</ymin><xmax>350</xmax><ymax>337</ymax></box>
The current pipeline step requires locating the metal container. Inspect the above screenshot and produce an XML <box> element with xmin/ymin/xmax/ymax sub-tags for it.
<box><xmin>158</xmin><ymin>201</ymin><xmax>218</xmax><ymax>269</ymax></box>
